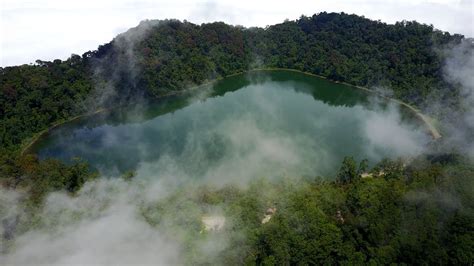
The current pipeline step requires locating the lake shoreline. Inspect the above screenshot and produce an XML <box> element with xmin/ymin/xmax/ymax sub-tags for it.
<box><xmin>20</xmin><ymin>68</ymin><xmax>441</xmax><ymax>156</ymax></box>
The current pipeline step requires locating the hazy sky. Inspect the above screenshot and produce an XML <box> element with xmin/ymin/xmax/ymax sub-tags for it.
<box><xmin>1</xmin><ymin>0</ymin><xmax>472</xmax><ymax>66</ymax></box>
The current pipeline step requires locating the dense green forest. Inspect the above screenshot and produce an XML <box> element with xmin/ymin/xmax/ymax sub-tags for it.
<box><xmin>1</xmin><ymin>12</ymin><xmax>473</xmax><ymax>264</ymax></box>
<box><xmin>166</xmin><ymin>155</ymin><xmax>474</xmax><ymax>265</ymax></box>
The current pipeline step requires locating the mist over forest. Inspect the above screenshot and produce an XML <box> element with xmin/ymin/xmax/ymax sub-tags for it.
<box><xmin>1</xmin><ymin>11</ymin><xmax>473</xmax><ymax>265</ymax></box>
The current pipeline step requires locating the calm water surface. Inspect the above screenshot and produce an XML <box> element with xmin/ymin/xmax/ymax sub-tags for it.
<box><xmin>35</xmin><ymin>70</ymin><xmax>425</xmax><ymax>179</ymax></box>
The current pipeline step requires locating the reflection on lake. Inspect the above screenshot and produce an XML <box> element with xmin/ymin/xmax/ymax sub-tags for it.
<box><xmin>35</xmin><ymin>70</ymin><xmax>427</xmax><ymax>180</ymax></box>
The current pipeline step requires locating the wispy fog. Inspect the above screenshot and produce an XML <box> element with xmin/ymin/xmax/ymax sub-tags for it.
<box><xmin>363</xmin><ymin>103</ymin><xmax>429</xmax><ymax>158</ymax></box>
<box><xmin>1</xmin><ymin>180</ymin><xmax>182</xmax><ymax>265</ymax></box>
<box><xmin>438</xmin><ymin>40</ymin><xmax>474</xmax><ymax>158</ymax></box>
<box><xmin>0</xmin><ymin>177</ymin><xmax>256</xmax><ymax>265</ymax></box>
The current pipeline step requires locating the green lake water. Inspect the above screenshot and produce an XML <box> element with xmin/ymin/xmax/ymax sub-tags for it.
<box><xmin>35</xmin><ymin>70</ymin><xmax>427</xmax><ymax>180</ymax></box>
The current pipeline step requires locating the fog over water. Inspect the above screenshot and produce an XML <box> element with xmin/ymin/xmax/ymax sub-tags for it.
<box><xmin>36</xmin><ymin>71</ymin><xmax>429</xmax><ymax>181</ymax></box>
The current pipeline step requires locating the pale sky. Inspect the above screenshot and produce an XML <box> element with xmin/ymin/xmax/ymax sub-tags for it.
<box><xmin>1</xmin><ymin>0</ymin><xmax>473</xmax><ymax>67</ymax></box>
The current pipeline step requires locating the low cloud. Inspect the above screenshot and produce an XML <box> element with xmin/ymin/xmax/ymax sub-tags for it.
<box><xmin>1</xmin><ymin>180</ymin><xmax>177</xmax><ymax>265</ymax></box>
<box><xmin>1</xmin><ymin>175</ymin><xmax>258</xmax><ymax>265</ymax></box>
<box><xmin>439</xmin><ymin>40</ymin><xmax>474</xmax><ymax>158</ymax></box>
<box><xmin>362</xmin><ymin>103</ymin><xmax>430</xmax><ymax>158</ymax></box>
